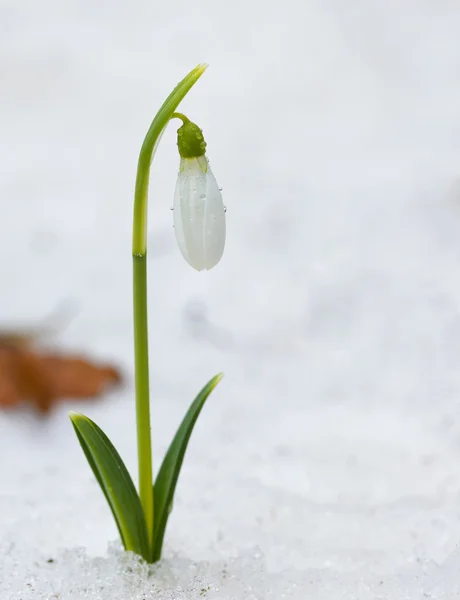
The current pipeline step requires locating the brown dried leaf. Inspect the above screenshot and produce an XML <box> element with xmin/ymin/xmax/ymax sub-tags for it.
<box><xmin>0</xmin><ymin>336</ymin><xmax>122</xmax><ymax>413</ymax></box>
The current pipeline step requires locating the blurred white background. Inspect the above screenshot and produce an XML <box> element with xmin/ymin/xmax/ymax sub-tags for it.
<box><xmin>1</xmin><ymin>0</ymin><xmax>460</xmax><ymax>596</ymax></box>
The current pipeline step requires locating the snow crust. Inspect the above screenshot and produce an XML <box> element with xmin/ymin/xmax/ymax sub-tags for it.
<box><xmin>3</xmin><ymin>543</ymin><xmax>460</xmax><ymax>599</ymax></box>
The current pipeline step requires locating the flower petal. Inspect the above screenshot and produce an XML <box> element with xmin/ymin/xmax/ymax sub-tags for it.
<box><xmin>173</xmin><ymin>157</ymin><xmax>226</xmax><ymax>271</ymax></box>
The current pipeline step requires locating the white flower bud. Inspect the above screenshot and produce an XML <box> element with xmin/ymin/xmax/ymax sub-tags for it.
<box><xmin>173</xmin><ymin>155</ymin><xmax>226</xmax><ymax>271</ymax></box>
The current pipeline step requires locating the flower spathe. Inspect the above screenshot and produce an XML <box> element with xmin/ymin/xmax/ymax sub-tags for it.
<box><xmin>173</xmin><ymin>154</ymin><xmax>226</xmax><ymax>271</ymax></box>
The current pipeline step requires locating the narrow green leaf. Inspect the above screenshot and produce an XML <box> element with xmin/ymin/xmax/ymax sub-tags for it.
<box><xmin>152</xmin><ymin>373</ymin><xmax>223</xmax><ymax>562</ymax></box>
<box><xmin>69</xmin><ymin>412</ymin><xmax>150</xmax><ymax>560</ymax></box>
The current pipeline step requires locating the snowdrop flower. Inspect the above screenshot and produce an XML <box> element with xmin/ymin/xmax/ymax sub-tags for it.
<box><xmin>172</xmin><ymin>114</ymin><xmax>226</xmax><ymax>271</ymax></box>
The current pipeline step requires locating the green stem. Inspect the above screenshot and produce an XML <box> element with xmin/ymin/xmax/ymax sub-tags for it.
<box><xmin>133</xmin><ymin>253</ymin><xmax>153</xmax><ymax>548</ymax></box>
<box><xmin>132</xmin><ymin>63</ymin><xmax>208</xmax><ymax>557</ymax></box>
<box><xmin>171</xmin><ymin>112</ymin><xmax>190</xmax><ymax>124</ymax></box>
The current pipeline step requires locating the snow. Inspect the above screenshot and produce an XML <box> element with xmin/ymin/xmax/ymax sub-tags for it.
<box><xmin>1</xmin><ymin>0</ymin><xmax>460</xmax><ymax>597</ymax></box>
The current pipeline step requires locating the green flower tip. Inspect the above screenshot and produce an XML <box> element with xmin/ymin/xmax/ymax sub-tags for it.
<box><xmin>177</xmin><ymin>119</ymin><xmax>207</xmax><ymax>158</ymax></box>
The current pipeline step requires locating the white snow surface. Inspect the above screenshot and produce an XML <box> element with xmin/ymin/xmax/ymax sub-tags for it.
<box><xmin>1</xmin><ymin>0</ymin><xmax>460</xmax><ymax>597</ymax></box>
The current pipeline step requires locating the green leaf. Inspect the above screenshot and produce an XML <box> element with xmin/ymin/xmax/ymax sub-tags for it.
<box><xmin>69</xmin><ymin>412</ymin><xmax>150</xmax><ymax>561</ymax></box>
<box><xmin>151</xmin><ymin>373</ymin><xmax>223</xmax><ymax>562</ymax></box>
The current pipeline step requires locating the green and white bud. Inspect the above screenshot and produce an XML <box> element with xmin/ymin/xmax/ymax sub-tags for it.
<box><xmin>172</xmin><ymin>115</ymin><xmax>226</xmax><ymax>271</ymax></box>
